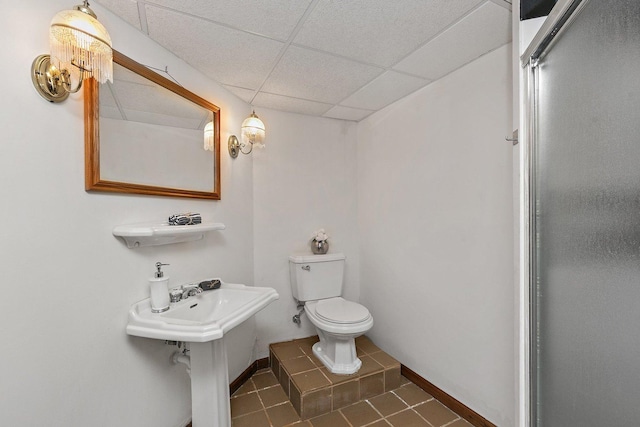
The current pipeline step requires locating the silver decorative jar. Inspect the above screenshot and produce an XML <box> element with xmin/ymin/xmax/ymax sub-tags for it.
<box><xmin>311</xmin><ymin>239</ymin><xmax>329</xmax><ymax>254</ymax></box>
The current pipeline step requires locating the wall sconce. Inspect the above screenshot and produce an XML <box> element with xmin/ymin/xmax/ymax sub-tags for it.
<box><xmin>31</xmin><ymin>1</ymin><xmax>112</xmax><ymax>103</ymax></box>
<box><xmin>204</xmin><ymin>121</ymin><xmax>214</xmax><ymax>151</ymax></box>
<box><xmin>228</xmin><ymin>110</ymin><xmax>266</xmax><ymax>158</ymax></box>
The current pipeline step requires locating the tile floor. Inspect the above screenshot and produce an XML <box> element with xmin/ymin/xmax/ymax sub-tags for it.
<box><xmin>230</xmin><ymin>335</ymin><xmax>473</xmax><ymax>427</ymax></box>
<box><xmin>231</xmin><ymin>369</ymin><xmax>473</xmax><ymax>427</ymax></box>
<box><xmin>270</xmin><ymin>336</ymin><xmax>402</xmax><ymax>419</ymax></box>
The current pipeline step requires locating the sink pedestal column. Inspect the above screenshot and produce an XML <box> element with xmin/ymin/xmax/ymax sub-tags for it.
<box><xmin>190</xmin><ymin>339</ymin><xmax>230</xmax><ymax>427</ymax></box>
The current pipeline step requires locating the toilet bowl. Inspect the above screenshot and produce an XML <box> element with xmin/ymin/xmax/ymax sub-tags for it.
<box><xmin>305</xmin><ymin>297</ymin><xmax>373</xmax><ymax>374</ymax></box>
<box><xmin>289</xmin><ymin>253</ymin><xmax>374</xmax><ymax>375</ymax></box>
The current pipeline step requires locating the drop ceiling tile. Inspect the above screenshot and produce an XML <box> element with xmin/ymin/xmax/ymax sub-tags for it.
<box><xmin>293</xmin><ymin>0</ymin><xmax>484</xmax><ymax>67</ymax></box>
<box><xmin>340</xmin><ymin>71</ymin><xmax>430</xmax><ymax>111</ymax></box>
<box><xmin>252</xmin><ymin>92</ymin><xmax>333</xmax><ymax>116</ymax></box>
<box><xmin>223</xmin><ymin>85</ymin><xmax>256</xmax><ymax>103</ymax></box>
<box><xmin>261</xmin><ymin>45</ymin><xmax>383</xmax><ymax>104</ymax></box>
<box><xmin>323</xmin><ymin>106</ymin><xmax>374</xmax><ymax>122</ymax></box>
<box><xmin>393</xmin><ymin>1</ymin><xmax>512</xmax><ymax>80</ymax></box>
<box><xmin>95</xmin><ymin>0</ymin><xmax>142</xmax><ymax>30</ymax></box>
<box><xmin>145</xmin><ymin>6</ymin><xmax>284</xmax><ymax>89</ymax></box>
<box><xmin>144</xmin><ymin>0</ymin><xmax>312</xmax><ymax>40</ymax></box>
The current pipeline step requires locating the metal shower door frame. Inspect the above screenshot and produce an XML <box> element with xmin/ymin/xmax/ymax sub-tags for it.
<box><xmin>519</xmin><ymin>0</ymin><xmax>590</xmax><ymax>425</ymax></box>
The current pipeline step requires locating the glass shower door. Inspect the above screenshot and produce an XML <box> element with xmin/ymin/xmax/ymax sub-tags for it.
<box><xmin>529</xmin><ymin>0</ymin><xmax>640</xmax><ymax>425</ymax></box>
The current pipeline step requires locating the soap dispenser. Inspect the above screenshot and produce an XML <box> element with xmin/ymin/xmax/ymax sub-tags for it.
<box><xmin>149</xmin><ymin>262</ymin><xmax>170</xmax><ymax>313</ymax></box>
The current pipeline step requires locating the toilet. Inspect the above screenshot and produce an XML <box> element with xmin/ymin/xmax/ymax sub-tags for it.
<box><xmin>289</xmin><ymin>253</ymin><xmax>373</xmax><ymax>375</ymax></box>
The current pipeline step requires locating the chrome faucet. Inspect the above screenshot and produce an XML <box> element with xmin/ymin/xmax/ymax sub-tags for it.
<box><xmin>180</xmin><ymin>284</ymin><xmax>203</xmax><ymax>299</ymax></box>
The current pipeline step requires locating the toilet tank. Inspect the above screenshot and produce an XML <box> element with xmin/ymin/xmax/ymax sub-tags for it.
<box><xmin>289</xmin><ymin>253</ymin><xmax>346</xmax><ymax>301</ymax></box>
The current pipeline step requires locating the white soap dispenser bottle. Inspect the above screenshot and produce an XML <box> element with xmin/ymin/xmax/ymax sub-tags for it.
<box><xmin>149</xmin><ymin>262</ymin><xmax>170</xmax><ymax>313</ymax></box>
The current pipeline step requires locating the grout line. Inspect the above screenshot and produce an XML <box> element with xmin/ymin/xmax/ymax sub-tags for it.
<box><xmin>248</xmin><ymin>0</ymin><xmax>322</xmax><ymax>105</ymax></box>
<box><xmin>336</xmin><ymin>410</ymin><xmax>354</xmax><ymax>427</ymax></box>
<box><xmin>389</xmin><ymin>389</ymin><xmax>433</xmax><ymax>409</ymax></box>
<box><xmin>441</xmin><ymin>416</ymin><xmax>464</xmax><ymax>426</ymax></box>
<box><xmin>254</xmin><ymin>389</ymin><xmax>281</xmax><ymax>427</ymax></box>
<box><xmin>410</xmin><ymin>407</ymin><xmax>436</xmax><ymax>427</ymax></box>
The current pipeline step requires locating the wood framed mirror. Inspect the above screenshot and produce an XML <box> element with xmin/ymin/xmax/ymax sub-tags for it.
<box><xmin>85</xmin><ymin>50</ymin><xmax>221</xmax><ymax>199</ymax></box>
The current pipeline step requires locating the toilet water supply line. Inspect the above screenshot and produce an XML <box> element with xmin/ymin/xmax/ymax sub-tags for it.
<box><xmin>292</xmin><ymin>301</ymin><xmax>305</xmax><ymax>324</ymax></box>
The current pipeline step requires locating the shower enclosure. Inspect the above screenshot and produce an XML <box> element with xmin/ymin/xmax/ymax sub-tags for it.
<box><xmin>523</xmin><ymin>0</ymin><xmax>640</xmax><ymax>425</ymax></box>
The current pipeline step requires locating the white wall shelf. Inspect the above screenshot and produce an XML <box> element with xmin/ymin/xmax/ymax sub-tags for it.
<box><xmin>113</xmin><ymin>222</ymin><xmax>226</xmax><ymax>248</ymax></box>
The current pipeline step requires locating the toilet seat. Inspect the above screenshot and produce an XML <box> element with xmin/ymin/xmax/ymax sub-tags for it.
<box><xmin>305</xmin><ymin>299</ymin><xmax>373</xmax><ymax>336</ymax></box>
<box><xmin>314</xmin><ymin>297</ymin><xmax>370</xmax><ymax>324</ymax></box>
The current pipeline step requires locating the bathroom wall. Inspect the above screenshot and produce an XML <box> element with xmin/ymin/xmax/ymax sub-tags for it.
<box><xmin>357</xmin><ymin>44</ymin><xmax>515</xmax><ymax>426</ymax></box>
<box><xmin>0</xmin><ymin>1</ymin><xmax>254</xmax><ymax>425</ymax></box>
<box><xmin>252</xmin><ymin>110</ymin><xmax>359</xmax><ymax>355</ymax></box>
<box><xmin>1</xmin><ymin>2</ymin><xmax>517</xmax><ymax>426</ymax></box>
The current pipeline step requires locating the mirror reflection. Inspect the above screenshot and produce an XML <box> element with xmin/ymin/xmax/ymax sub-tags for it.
<box><xmin>85</xmin><ymin>50</ymin><xmax>221</xmax><ymax>199</ymax></box>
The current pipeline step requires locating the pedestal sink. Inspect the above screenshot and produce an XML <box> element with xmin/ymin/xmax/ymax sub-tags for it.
<box><xmin>126</xmin><ymin>282</ymin><xmax>279</xmax><ymax>427</ymax></box>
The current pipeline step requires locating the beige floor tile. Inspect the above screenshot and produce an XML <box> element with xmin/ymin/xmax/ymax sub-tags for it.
<box><xmin>360</xmin><ymin>372</ymin><xmax>384</xmax><ymax>400</ymax></box>
<box><xmin>299</xmin><ymin>338</ymin><xmax>318</xmax><ymax>356</ymax></box>
<box><xmin>309</xmin><ymin>411</ymin><xmax>351</xmax><ymax>427</ymax></box>
<box><xmin>393</xmin><ymin>383</ymin><xmax>433</xmax><ymax>406</ymax></box>
<box><xmin>231</xmin><ymin>391</ymin><xmax>263</xmax><ymax>418</ymax></box>
<box><xmin>365</xmin><ymin>421</ymin><xmax>392</xmax><ymax>427</ymax></box>
<box><xmin>413</xmin><ymin>400</ymin><xmax>458</xmax><ymax>426</ymax></box>
<box><xmin>340</xmin><ymin>401</ymin><xmax>381</xmax><ymax>426</ymax></box>
<box><xmin>358</xmin><ymin>356</ymin><xmax>385</xmax><ymax>376</ymax></box>
<box><xmin>369</xmin><ymin>351</ymin><xmax>400</xmax><ymax>368</ymax></box>
<box><xmin>445</xmin><ymin>418</ymin><xmax>472</xmax><ymax>426</ymax></box>
<box><xmin>332</xmin><ymin>379</ymin><xmax>360</xmax><ymax>410</ymax></box>
<box><xmin>310</xmin><ymin>355</ymin><xmax>326</xmax><ymax>368</ymax></box>
<box><xmin>273</xmin><ymin>343</ymin><xmax>307</xmax><ymax>360</ymax></box>
<box><xmin>384</xmin><ymin>367</ymin><xmax>402</xmax><ymax>392</ymax></box>
<box><xmin>386</xmin><ymin>409</ymin><xmax>431</xmax><ymax>426</ymax></box>
<box><xmin>368</xmin><ymin>392</ymin><xmax>409</xmax><ymax>417</ymax></box>
<box><xmin>320</xmin><ymin>367</ymin><xmax>358</xmax><ymax>385</ymax></box>
<box><xmin>272</xmin><ymin>358</ymin><xmax>281</xmax><ymax>377</ymax></box>
<box><xmin>263</xmin><ymin>337</ymin><xmax>470</xmax><ymax>427</ymax></box>
<box><xmin>292</xmin><ymin>369</ymin><xmax>331</xmax><ymax>393</ymax></box>
<box><xmin>282</xmin><ymin>356</ymin><xmax>317</xmax><ymax>375</ymax></box>
<box><xmin>279</xmin><ymin>368</ymin><xmax>291</xmax><ymax>396</ymax></box>
<box><xmin>231</xmin><ymin>409</ymin><xmax>271</xmax><ymax>427</ymax></box>
<box><xmin>232</xmin><ymin>379</ymin><xmax>256</xmax><ymax>396</ymax></box>
<box><xmin>290</xmin><ymin>382</ymin><xmax>302</xmax><ymax>415</ymax></box>
<box><xmin>259</xmin><ymin>385</ymin><xmax>290</xmax><ymax>408</ymax></box>
<box><xmin>267</xmin><ymin>402</ymin><xmax>301</xmax><ymax>427</ymax></box>
<box><xmin>253</xmin><ymin>370</ymin><xmax>279</xmax><ymax>390</ymax></box>
<box><xmin>355</xmin><ymin>336</ymin><xmax>381</xmax><ymax>354</ymax></box>
<box><xmin>302</xmin><ymin>388</ymin><xmax>332</xmax><ymax>419</ymax></box>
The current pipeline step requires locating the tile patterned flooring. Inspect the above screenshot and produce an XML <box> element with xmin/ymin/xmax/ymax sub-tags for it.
<box><xmin>270</xmin><ymin>336</ymin><xmax>402</xmax><ymax>419</ymax></box>
<box><xmin>230</xmin><ymin>336</ymin><xmax>473</xmax><ymax>427</ymax></box>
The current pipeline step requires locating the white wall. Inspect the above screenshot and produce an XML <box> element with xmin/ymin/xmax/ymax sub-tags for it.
<box><xmin>1</xmin><ymin>1</ymin><xmax>517</xmax><ymax>425</ymax></box>
<box><xmin>357</xmin><ymin>44</ymin><xmax>515</xmax><ymax>426</ymax></box>
<box><xmin>0</xmin><ymin>1</ymin><xmax>254</xmax><ymax>426</ymax></box>
<box><xmin>252</xmin><ymin>110</ymin><xmax>359</xmax><ymax>355</ymax></box>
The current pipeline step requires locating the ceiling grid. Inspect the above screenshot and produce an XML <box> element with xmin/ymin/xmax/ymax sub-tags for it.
<box><xmin>96</xmin><ymin>0</ymin><xmax>512</xmax><ymax>121</ymax></box>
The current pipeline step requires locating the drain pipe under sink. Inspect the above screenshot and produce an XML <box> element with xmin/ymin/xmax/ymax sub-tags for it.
<box><xmin>171</xmin><ymin>350</ymin><xmax>191</xmax><ymax>376</ymax></box>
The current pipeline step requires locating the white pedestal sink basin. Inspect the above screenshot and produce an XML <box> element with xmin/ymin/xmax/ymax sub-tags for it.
<box><xmin>126</xmin><ymin>282</ymin><xmax>279</xmax><ymax>427</ymax></box>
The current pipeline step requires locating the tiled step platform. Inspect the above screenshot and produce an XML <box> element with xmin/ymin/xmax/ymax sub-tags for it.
<box><xmin>269</xmin><ymin>336</ymin><xmax>402</xmax><ymax>420</ymax></box>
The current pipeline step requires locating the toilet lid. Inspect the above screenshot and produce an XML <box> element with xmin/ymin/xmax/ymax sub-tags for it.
<box><xmin>314</xmin><ymin>297</ymin><xmax>370</xmax><ymax>324</ymax></box>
